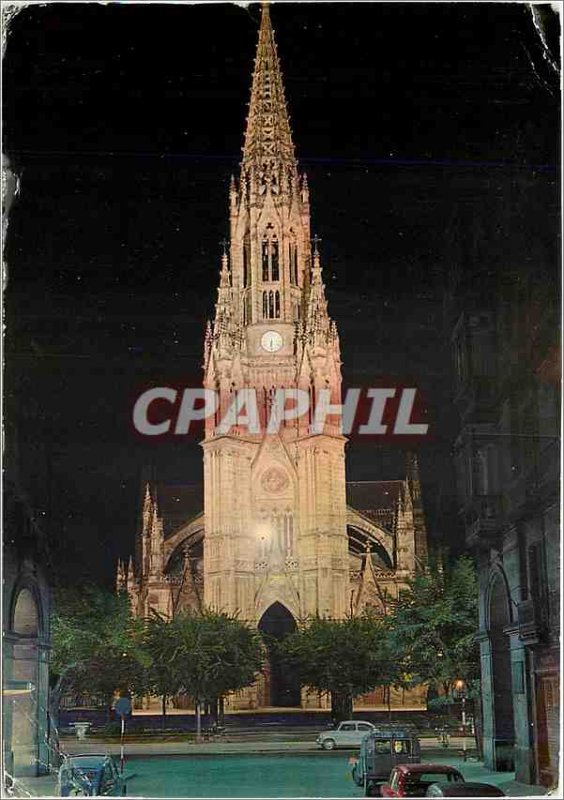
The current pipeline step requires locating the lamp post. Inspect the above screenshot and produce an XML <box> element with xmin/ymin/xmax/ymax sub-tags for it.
<box><xmin>454</xmin><ymin>679</ymin><xmax>467</xmax><ymax>760</ymax></box>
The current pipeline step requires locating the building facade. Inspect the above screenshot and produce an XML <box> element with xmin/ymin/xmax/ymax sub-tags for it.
<box><xmin>3</xmin><ymin>478</ymin><xmax>51</xmax><ymax>780</ymax></box>
<box><xmin>118</xmin><ymin>4</ymin><xmax>429</xmax><ymax>711</ymax></box>
<box><xmin>447</xmin><ymin>178</ymin><xmax>560</xmax><ymax>785</ymax></box>
<box><xmin>3</xmin><ymin>157</ymin><xmax>52</xmax><ymax>784</ymax></box>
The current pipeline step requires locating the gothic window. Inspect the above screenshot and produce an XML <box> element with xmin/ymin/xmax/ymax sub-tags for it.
<box><xmin>261</xmin><ymin>291</ymin><xmax>280</xmax><ymax>320</ymax></box>
<box><xmin>284</xmin><ymin>512</ymin><xmax>294</xmax><ymax>554</ymax></box>
<box><xmin>308</xmin><ymin>385</ymin><xmax>316</xmax><ymax>425</ymax></box>
<box><xmin>275</xmin><ymin>514</ymin><xmax>284</xmax><ymax>553</ymax></box>
<box><xmin>243</xmin><ymin>234</ymin><xmax>250</xmax><ymax>287</ymax></box>
<box><xmin>261</xmin><ymin>226</ymin><xmax>280</xmax><ymax>283</ymax></box>
<box><xmin>289</xmin><ymin>238</ymin><xmax>298</xmax><ymax>285</ymax></box>
<box><xmin>262</xmin><ymin>239</ymin><xmax>269</xmax><ymax>282</ymax></box>
<box><xmin>267</xmin><ymin>513</ymin><xmax>295</xmax><ymax>556</ymax></box>
<box><xmin>245</xmin><ymin>293</ymin><xmax>252</xmax><ymax>325</ymax></box>
<box><xmin>288</xmin><ymin>242</ymin><xmax>294</xmax><ymax>284</ymax></box>
<box><xmin>214</xmin><ymin>382</ymin><xmax>221</xmax><ymax>427</ymax></box>
<box><xmin>258</xmin><ymin>532</ymin><xmax>269</xmax><ymax>559</ymax></box>
<box><xmin>271</xmin><ymin>238</ymin><xmax>279</xmax><ymax>281</ymax></box>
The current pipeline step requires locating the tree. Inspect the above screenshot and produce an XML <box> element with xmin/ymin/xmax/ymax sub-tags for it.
<box><xmin>50</xmin><ymin>587</ymin><xmax>149</xmax><ymax>733</ymax></box>
<box><xmin>150</xmin><ymin>610</ymin><xmax>264</xmax><ymax>740</ymax></box>
<box><xmin>388</xmin><ymin>555</ymin><xmax>480</xmax><ymax>692</ymax></box>
<box><xmin>281</xmin><ymin>613</ymin><xmax>397</xmax><ymax>722</ymax></box>
<box><xmin>145</xmin><ymin>614</ymin><xmax>182</xmax><ymax>729</ymax></box>
<box><xmin>387</xmin><ymin>555</ymin><xmax>482</xmax><ymax>750</ymax></box>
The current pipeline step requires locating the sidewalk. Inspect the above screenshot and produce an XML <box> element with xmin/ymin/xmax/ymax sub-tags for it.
<box><xmin>56</xmin><ymin>735</ymin><xmax>475</xmax><ymax>755</ymax></box>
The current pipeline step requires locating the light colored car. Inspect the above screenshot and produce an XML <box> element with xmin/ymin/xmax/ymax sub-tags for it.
<box><xmin>316</xmin><ymin>720</ymin><xmax>376</xmax><ymax>750</ymax></box>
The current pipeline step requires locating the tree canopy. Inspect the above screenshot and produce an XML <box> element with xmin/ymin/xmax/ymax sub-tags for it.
<box><xmin>281</xmin><ymin>613</ymin><xmax>397</xmax><ymax>721</ymax></box>
<box><xmin>162</xmin><ymin>610</ymin><xmax>264</xmax><ymax>700</ymax></box>
<box><xmin>387</xmin><ymin>555</ymin><xmax>480</xmax><ymax>694</ymax></box>
<box><xmin>146</xmin><ymin>609</ymin><xmax>264</xmax><ymax>736</ymax></box>
<box><xmin>50</xmin><ymin>586</ymin><xmax>149</xmax><ymax>717</ymax></box>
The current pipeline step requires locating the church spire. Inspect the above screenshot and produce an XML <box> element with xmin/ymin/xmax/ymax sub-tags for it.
<box><xmin>242</xmin><ymin>2</ymin><xmax>296</xmax><ymax>173</ymax></box>
<box><xmin>304</xmin><ymin>245</ymin><xmax>332</xmax><ymax>346</ymax></box>
<box><xmin>116</xmin><ymin>558</ymin><xmax>126</xmax><ymax>592</ymax></box>
<box><xmin>213</xmin><ymin>250</ymin><xmax>235</xmax><ymax>346</ymax></box>
<box><xmin>405</xmin><ymin>452</ymin><xmax>428</xmax><ymax>567</ymax></box>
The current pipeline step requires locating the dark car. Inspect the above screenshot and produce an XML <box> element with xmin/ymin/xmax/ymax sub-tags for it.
<box><xmin>351</xmin><ymin>726</ymin><xmax>421</xmax><ymax>796</ymax></box>
<box><xmin>426</xmin><ymin>782</ymin><xmax>506</xmax><ymax>797</ymax></box>
<box><xmin>381</xmin><ymin>764</ymin><xmax>465</xmax><ymax>798</ymax></box>
<box><xmin>58</xmin><ymin>754</ymin><xmax>127</xmax><ymax>796</ymax></box>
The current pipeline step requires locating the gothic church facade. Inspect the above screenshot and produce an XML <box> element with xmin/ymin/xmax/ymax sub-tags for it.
<box><xmin>118</xmin><ymin>4</ymin><xmax>428</xmax><ymax>711</ymax></box>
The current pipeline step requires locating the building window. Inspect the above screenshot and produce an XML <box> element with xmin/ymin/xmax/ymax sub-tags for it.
<box><xmin>528</xmin><ymin>541</ymin><xmax>549</xmax><ymax>627</ymax></box>
<box><xmin>12</xmin><ymin>588</ymin><xmax>39</xmax><ymax>636</ymax></box>
<box><xmin>244</xmin><ymin>293</ymin><xmax>252</xmax><ymax>325</ymax></box>
<box><xmin>262</xmin><ymin>239</ymin><xmax>269</xmax><ymax>282</ymax></box>
<box><xmin>454</xmin><ymin>335</ymin><xmax>467</xmax><ymax>385</ymax></box>
<box><xmin>271</xmin><ymin>239</ymin><xmax>279</xmax><ymax>281</ymax></box>
<box><xmin>258</xmin><ymin>513</ymin><xmax>294</xmax><ymax>559</ymax></box>
<box><xmin>243</xmin><ymin>234</ymin><xmax>250</xmax><ymax>287</ymax></box>
<box><xmin>261</xmin><ymin>227</ymin><xmax>280</xmax><ymax>282</ymax></box>
<box><xmin>289</xmin><ymin>241</ymin><xmax>298</xmax><ymax>285</ymax></box>
<box><xmin>262</xmin><ymin>290</ymin><xmax>280</xmax><ymax>320</ymax></box>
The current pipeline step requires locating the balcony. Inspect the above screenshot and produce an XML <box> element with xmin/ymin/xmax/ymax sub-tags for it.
<box><xmin>464</xmin><ymin>495</ymin><xmax>503</xmax><ymax>550</ymax></box>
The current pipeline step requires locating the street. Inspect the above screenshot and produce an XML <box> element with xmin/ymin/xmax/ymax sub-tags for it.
<box><xmin>11</xmin><ymin>737</ymin><xmax>548</xmax><ymax>797</ymax></box>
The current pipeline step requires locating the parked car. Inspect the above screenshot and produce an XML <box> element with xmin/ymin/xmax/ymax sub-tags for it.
<box><xmin>315</xmin><ymin>719</ymin><xmax>375</xmax><ymax>750</ymax></box>
<box><xmin>380</xmin><ymin>764</ymin><xmax>465</xmax><ymax>798</ymax></box>
<box><xmin>426</xmin><ymin>782</ymin><xmax>505</xmax><ymax>797</ymax></box>
<box><xmin>351</xmin><ymin>725</ymin><xmax>421</xmax><ymax>795</ymax></box>
<box><xmin>58</xmin><ymin>754</ymin><xmax>127</xmax><ymax>796</ymax></box>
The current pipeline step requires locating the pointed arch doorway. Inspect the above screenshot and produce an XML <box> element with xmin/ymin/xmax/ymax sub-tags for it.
<box><xmin>258</xmin><ymin>602</ymin><xmax>301</xmax><ymax>707</ymax></box>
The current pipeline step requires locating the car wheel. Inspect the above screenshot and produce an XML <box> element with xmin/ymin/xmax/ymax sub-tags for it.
<box><xmin>322</xmin><ymin>738</ymin><xmax>336</xmax><ymax>751</ymax></box>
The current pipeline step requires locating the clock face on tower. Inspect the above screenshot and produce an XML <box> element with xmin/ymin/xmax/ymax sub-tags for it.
<box><xmin>260</xmin><ymin>330</ymin><xmax>283</xmax><ymax>353</ymax></box>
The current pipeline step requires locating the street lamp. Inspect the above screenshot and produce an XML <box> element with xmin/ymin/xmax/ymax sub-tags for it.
<box><xmin>453</xmin><ymin>679</ymin><xmax>467</xmax><ymax>760</ymax></box>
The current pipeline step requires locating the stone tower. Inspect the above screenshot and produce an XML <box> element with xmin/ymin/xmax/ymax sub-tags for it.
<box><xmin>202</xmin><ymin>3</ymin><xmax>349</xmax><ymax>624</ymax></box>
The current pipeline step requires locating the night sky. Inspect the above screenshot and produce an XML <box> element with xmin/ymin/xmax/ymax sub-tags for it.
<box><xmin>4</xmin><ymin>2</ymin><xmax>560</xmax><ymax>586</ymax></box>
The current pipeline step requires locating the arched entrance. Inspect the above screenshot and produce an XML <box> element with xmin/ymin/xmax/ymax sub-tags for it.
<box><xmin>489</xmin><ymin>574</ymin><xmax>515</xmax><ymax>770</ymax></box>
<box><xmin>6</xmin><ymin>586</ymin><xmax>44</xmax><ymax>777</ymax></box>
<box><xmin>258</xmin><ymin>602</ymin><xmax>301</xmax><ymax>707</ymax></box>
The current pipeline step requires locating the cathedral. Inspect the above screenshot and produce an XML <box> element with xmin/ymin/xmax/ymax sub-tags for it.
<box><xmin>117</xmin><ymin>3</ymin><xmax>428</xmax><ymax>711</ymax></box>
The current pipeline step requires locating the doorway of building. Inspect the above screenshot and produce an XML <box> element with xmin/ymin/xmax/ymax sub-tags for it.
<box><xmin>489</xmin><ymin>575</ymin><xmax>516</xmax><ymax>770</ymax></box>
<box><xmin>258</xmin><ymin>602</ymin><xmax>301</xmax><ymax>707</ymax></box>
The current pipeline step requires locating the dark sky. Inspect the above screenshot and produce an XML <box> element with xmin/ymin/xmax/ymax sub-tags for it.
<box><xmin>4</xmin><ymin>2</ymin><xmax>560</xmax><ymax>586</ymax></box>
